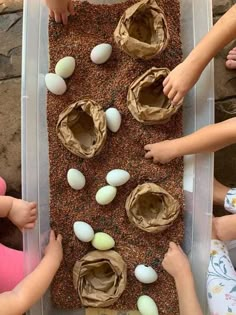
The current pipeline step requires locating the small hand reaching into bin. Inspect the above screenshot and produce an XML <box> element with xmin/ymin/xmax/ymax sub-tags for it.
<box><xmin>45</xmin><ymin>0</ymin><xmax>75</xmax><ymax>25</ymax></box>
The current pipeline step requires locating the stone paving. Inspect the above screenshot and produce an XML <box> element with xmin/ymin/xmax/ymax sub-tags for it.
<box><xmin>0</xmin><ymin>0</ymin><xmax>22</xmax><ymax>192</ymax></box>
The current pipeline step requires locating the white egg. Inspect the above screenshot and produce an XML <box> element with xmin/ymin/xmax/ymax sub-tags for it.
<box><xmin>106</xmin><ymin>169</ymin><xmax>130</xmax><ymax>187</ymax></box>
<box><xmin>55</xmin><ymin>56</ymin><xmax>75</xmax><ymax>79</ymax></box>
<box><xmin>95</xmin><ymin>185</ymin><xmax>117</xmax><ymax>205</ymax></box>
<box><xmin>45</xmin><ymin>73</ymin><xmax>67</xmax><ymax>95</ymax></box>
<box><xmin>137</xmin><ymin>295</ymin><xmax>159</xmax><ymax>315</ymax></box>
<box><xmin>73</xmin><ymin>221</ymin><xmax>94</xmax><ymax>242</ymax></box>
<box><xmin>67</xmin><ymin>168</ymin><xmax>86</xmax><ymax>190</ymax></box>
<box><xmin>105</xmin><ymin>108</ymin><xmax>122</xmax><ymax>132</ymax></box>
<box><xmin>134</xmin><ymin>265</ymin><xmax>158</xmax><ymax>284</ymax></box>
<box><xmin>92</xmin><ymin>232</ymin><xmax>115</xmax><ymax>250</ymax></box>
<box><xmin>90</xmin><ymin>43</ymin><xmax>112</xmax><ymax>65</ymax></box>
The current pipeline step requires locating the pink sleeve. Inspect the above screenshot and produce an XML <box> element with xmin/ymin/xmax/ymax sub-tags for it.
<box><xmin>0</xmin><ymin>243</ymin><xmax>24</xmax><ymax>293</ymax></box>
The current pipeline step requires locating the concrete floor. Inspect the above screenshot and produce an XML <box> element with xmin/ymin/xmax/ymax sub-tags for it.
<box><xmin>0</xmin><ymin>0</ymin><xmax>235</xmax><ymax>243</ymax></box>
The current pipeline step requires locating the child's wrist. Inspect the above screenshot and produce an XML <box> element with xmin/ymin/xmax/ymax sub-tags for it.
<box><xmin>170</xmin><ymin>139</ymin><xmax>182</xmax><ymax>159</ymax></box>
<box><xmin>6</xmin><ymin>196</ymin><xmax>15</xmax><ymax>218</ymax></box>
<box><xmin>44</xmin><ymin>253</ymin><xmax>61</xmax><ymax>271</ymax></box>
<box><xmin>174</xmin><ymin>268</ymin><xmax>194</xmax><ymax>287</ymax></box>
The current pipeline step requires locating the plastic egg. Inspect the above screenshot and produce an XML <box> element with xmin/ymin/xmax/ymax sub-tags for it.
<box><xmin>134</xmin><ymin>265</ymin><xmax>158</xmax><ymax>284</ymax></box>
<box><xmin>55</xmin><ymin>56</ymin><xmax>75</xmax><ymax>79</ymax></box>
<box><xmin>95</xmin><ymin>185</ymin><xmax>117</xmax><ymax>205</ymax></box>
<box><xmin>92</xmin><ymin>232</ymin><xmax>115</xmax><ymax>250</ymax></box>
<box><xmin>45</xmin><ymin>73</ymin><xmax>67</xmax><ymax>95</ymax></box>
<box><xmin>73</xmin><ymin>221</ymin><xmax>94</xmax><ymax>242</ymax></box>
<box><xmin>105</xmin><ymin>108</ymin><xmax>122</xmax><ymax>132</ymax></box>
<box><xmin>137</xmin><ymin>295</ymin><xmax>159</xmax><ymax>315</ymax></box>
<box><xmin>67</xmin><ymin>168</ymin><xmax>86</xmax><ymax>190</ymax></box>
<box><xmin>106</xmin><ymin>169</ymin><xmax>130</xmax><ymax>187</ymax></box>
<box><xmin>90</xmin><ymin>43</ymin><xmax>112</xmax><ymax>65</ymax></box>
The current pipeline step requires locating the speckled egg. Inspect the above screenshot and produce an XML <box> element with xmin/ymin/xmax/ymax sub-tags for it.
<box><xmin>92</xmin><ymin>232</ymin><xmax>115</xmax><ymax>250</ymax></box>
<box><xmin>95</xmin><ymin>185</ymin><xmax>117</xmax><ymax>205</ymax></box>
<box><xmin>106</xmin><ymin>169</ymin><xmax>130</xmax><ymax>187</ymax></box>
<box><xmin>45</xmin><ymin>73</ymin><xmax>67</xmax><ymax>95</ymax></box>
<box><xmin>90</xmin><ymin>43</ymin><xmax>112</xmax><ymax>65</ymax></box>
<box><xmin>105</xmin><ymin>108</ymin><xmax>122</xmax><ymax>132</ymax></box>
<box><xmin>137</xmin><ymin>295</ymin><xmax>159</xmax><ymax>315</ymax></box>
<box><xmin>73</xmin><ymin>221</ymin><xmax>94</xmax><ymax>242</ymax></box>
<box><xmin>134</xmin><ymin>265</ymin><xmax>158</xmax><ymax>284</ymax></box>
<box><xmin>55</xmin><ymin>56</ymin><xmax>76</xmax><ymax>79</ymax></box>
<box><xmin>67</xmin><ymin>168</ymin><xmax>86</xmax><ymax>190</ymax></box>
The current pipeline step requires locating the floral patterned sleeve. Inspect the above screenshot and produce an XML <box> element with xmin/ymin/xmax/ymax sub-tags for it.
<box><xmin>224</xmin><ymin>188</ymin><xmax>236</xmax><ymax>213</ymax></box>
<box><xmin>207</xmin><ymin>240</ymin><xmax>236</xmax><ymax>315</ymax></box>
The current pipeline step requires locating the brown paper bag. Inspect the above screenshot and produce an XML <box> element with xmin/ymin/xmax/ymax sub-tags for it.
<box><xmin>114</xmin><ymin>0</ymin><xmax>169</xmax><ymax>59</ymax></box>
<box><xmin>127</xmin><ymin>67</ymin><xmax>182</xmax><ymax>124</ymax></box>
<box><xmin>125</xmin><ymin>183</ymin><xmax>180</xmax><ymax>233</ymax></box>
<box><xmin>73</xmin><ymin>250</ymin><xmax>127</xmax><ymax>308</ymax></box>
<box><xmin>56</xmin><ymin>100</ymin><xmax>107</xmax><ymax>159</ymax></box>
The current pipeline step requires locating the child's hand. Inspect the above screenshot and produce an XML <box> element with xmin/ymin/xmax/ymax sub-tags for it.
<box><xmin>144</xmin><ymin>140</ymin><xmax>178</xmax><ymax>164</ymax></box>
<box><xmin>44</xmin><ymin>230</ymin><xmax>63</xmax><ymax>267</ymax></box>
<box><xmin>213</xmin><ymin>215</ymin><xmax>236</xmax><ymax>241</ymax></box>
<box><xmin>46</xmin><ymin>0</ymin><xmax>75</xmax><ymax>25</ymax></box>
<box><xmin>162</xmin><ymin>242</ymin><xmax>191</xmax><ymax>281</ymax></box>
<box><xmin>162</xmin><ymin>61</ymin><xmax>200</xmax><ymax>105</ymax></box>
<box><xmin>8</xmin><ymin>198</ymin><xmax>37</xmax><ymax>229</ymax></box>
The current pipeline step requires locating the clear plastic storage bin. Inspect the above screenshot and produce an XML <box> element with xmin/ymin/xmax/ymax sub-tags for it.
<box><xmin>21</xmin><ymin>0</ymin><xmax>214</xmax><ymax>314</ymax></box>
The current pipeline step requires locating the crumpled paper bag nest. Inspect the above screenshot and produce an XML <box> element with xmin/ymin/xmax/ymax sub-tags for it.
<box><xmin>56</xmin><ymin>99</ymin><xmax>107</xmax><ymax>159</ymax></box>
<box><xmin>114</xmin><ymin>0</ymin><xmax>169</xmax><ymax>59</ymax></box>
<box><xmin>125</xmin><ymin>183</ymin><xmax>180</xmax><ymax>233</ymax></box>
<box><xmin>73</xmin><ymin>250</ymin><xmax>127</xmax><ymax>307</ymax></box>
<box><xmin>127</xmin><ymin>67</ymin><xmax>182</xmax><ymax>124</ymax></box>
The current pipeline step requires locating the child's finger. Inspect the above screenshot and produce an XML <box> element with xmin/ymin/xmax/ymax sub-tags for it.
<box><xmin>57</xmin><ymin>234</ymin><xmax>63</xmax><ymax>243</ymax></box>
<box><xmin>169</xmin><ymin>242</ymin><xmax>177</xmax><ymax>250</ymax></box>
<box><xmin>61</xmin><ymin>12</ymin><xmax>68</xmax><ymax>25</ymax></box>
<box><xmin>68</xmin><ymin>1</ymin><xmax>75</xmax><ymax>15</ymax></box>
<box><xmin>144</xmin><ymin>144</ymin><xmax>151</xmax><ymax>151</ymax></box>
<box><xmin>30</xmin><ymin>208</ymin><xmax>37</xmax><ymax>216</ymax></box>
<box><xmin>49</xmin><ymin>9</ymin><xmax>55</xmax><ymax>18</ymax></box>
<box><xmin>29</xmin><ymin>215</ymin><xmax>37</xmax><ymax>223</ymax></box>
<box><xmin>163</xmin><ymin>84</ymin><xmax>172</xmax><ymax>96</ymax></box>
<box><xmin>30</xmin><ymin>201</ymin><xmax>37</xmax><ymax>209</ymax></box>
<box><xmin>24</xmin><ymin>222</ymin><xmax>36</xmax><ymax>229</ymax></box>
<box><xmin>163</xmin><ymin>76</ymin><xmax>169</xmax><ymax>87</ymax></box>
<box><xmin>50</xmin><ymin>230</ymin><xmax>56</xmax><ymax>241</ymax></box>
<box><xmin>168</xmin><ymin>89</ymin><xmax>177</xmax><ymax>101</ymax></box>
<box><xmin>172</xmin><ymin>92</ymin><xmax>182</xmax><ymax>105</ymax></box>
<box><xmin>55</xmin><ymin>13</ymin><xmax>61</xmax><ymax>23</ymax></box>
<box><xmin>144</xmin><ymin>151</ymin><xmax>153</xmax><ymax>159</ymax></box>
<box><xmin>177</xmin><ymin>245</ymin><xmax>184</xmax><ymax>253</ymax></box>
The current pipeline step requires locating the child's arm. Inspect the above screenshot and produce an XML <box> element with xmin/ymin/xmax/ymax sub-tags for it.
<box><xmin>163</xmin><ymin>4</ymin><xmax>236</xmax><ymax>104</ymax></box>
<box><xmin>145</xmin><ymin>117</ymin><xmax>236</xmax><ymax>164</ymax></box>
<box><xmin>0</xmin><ymin>230</ymin><xmax>63</xmax><ymax>315</ymax></box>
<box><xmin>0</xmin><ymin>196</ymin><xmax>37</xmax><ymax>229</ymax></box>
<box><xmin>45</xmin><ymin>0</ymin><xmax>75</xmax><ymax>25</ymax></box>
<box><xmin>162</xmin><ymin>242</ymin><xmax>203</xmax><ymax>315</ymax></box>
<box><xmin>213</xmin><ymin>215</ymin><xmax>236</xmax><ymax>241</ymax></box>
